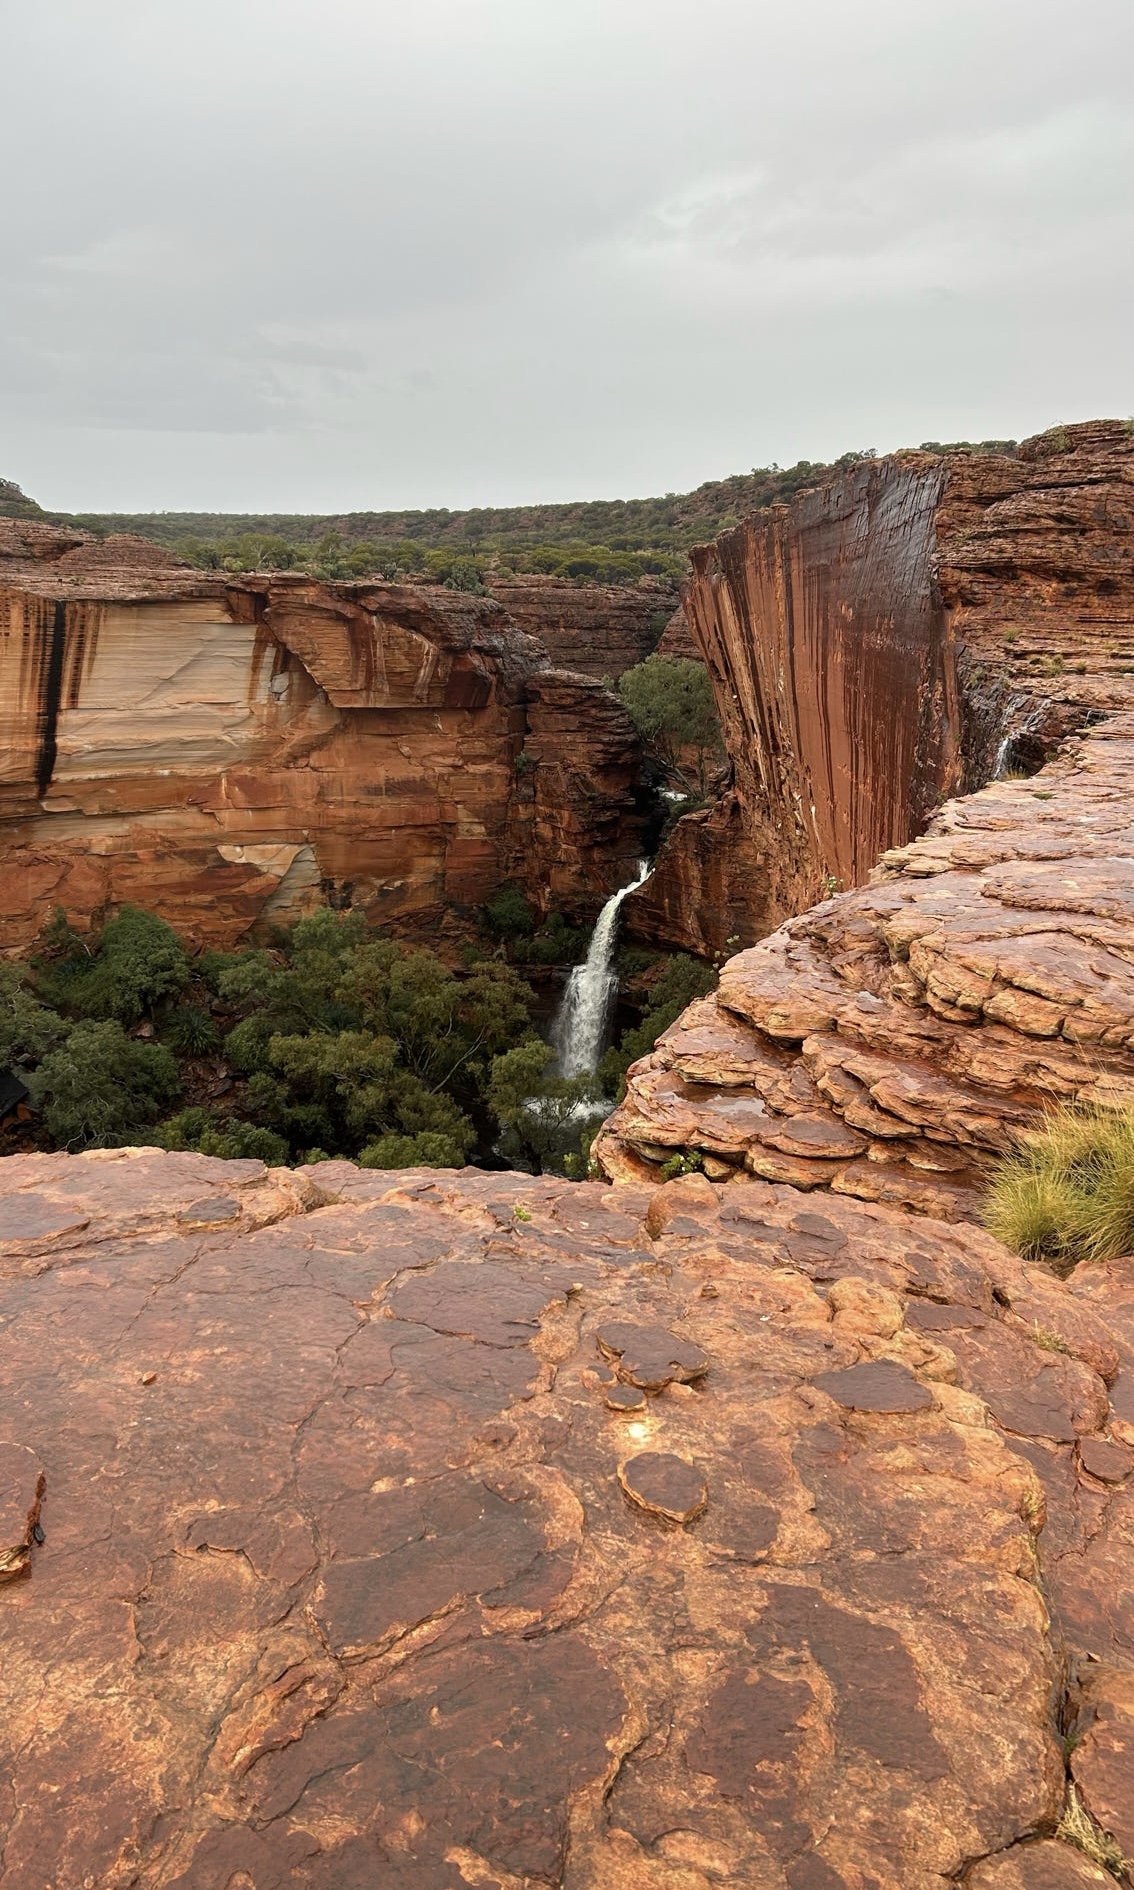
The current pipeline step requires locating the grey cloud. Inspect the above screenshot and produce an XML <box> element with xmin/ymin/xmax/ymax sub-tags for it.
<box><xmin>2</xmin><ymin>0</ymin><xmax>1131</xmax><ymax>508</ymax></box>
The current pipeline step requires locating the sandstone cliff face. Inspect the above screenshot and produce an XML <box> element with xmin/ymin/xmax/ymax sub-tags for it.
<box><xmin>629</xmin><ymin>422</ymin><xmax>1134</xmax><ymax>958</ymax></box>
<box><xmin>486</xmin><ymin>574</ymin><xmax>673</xmax><ymax>681</ymax></box>
<box><xmin>0</xmin><ymin>527</ymin><xmax>642</xmax><ymax>950</ymax></box>
<box><xmin>2</xmin><ymin>1145</ymin><xmax>1133</xmax><ymax>1886</ymax></box>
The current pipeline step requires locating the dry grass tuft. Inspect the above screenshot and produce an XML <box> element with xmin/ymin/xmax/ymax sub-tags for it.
<box><xmin>1056</xmin><ymin>1782</ymin><xmax>1131</xmax><ymax>1877</ymax></box>
<box><xmin>983</xmin><ymin>1104</ymin><xmax>1134</xmax><ymax>1273</ymax></box>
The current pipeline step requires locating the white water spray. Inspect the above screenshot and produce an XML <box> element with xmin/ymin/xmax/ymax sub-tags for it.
<box><xmin>552</xmin><ymin>861</ymin><xmax>651</xmax><ymax>1078</ymax></box>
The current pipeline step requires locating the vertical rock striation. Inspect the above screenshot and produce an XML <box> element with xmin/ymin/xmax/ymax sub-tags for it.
<box><xmin>0</xmin><ymin>526</ymin><xmax>642</xmax><ymax>950</ymax></box>
<box><xmin>629</xmin><ymin>422</ymin><xmax>1134</xmax><ymax>958</ymax></box>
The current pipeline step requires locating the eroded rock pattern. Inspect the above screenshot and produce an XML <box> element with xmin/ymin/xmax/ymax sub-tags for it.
<box><xmin>0</xmin><ymin>528</ymin><xmax>642</xmax><ymax>950</ymax></box>
<box><xmin>600</xmin><ymin>713</ymin><xmax>1134</xmax><ymax>1217</ymax></box>
<box><xmin>2</xmin><ymin>1148</ymin><xmax>1132</xmax><ymax>1886</ymax></box>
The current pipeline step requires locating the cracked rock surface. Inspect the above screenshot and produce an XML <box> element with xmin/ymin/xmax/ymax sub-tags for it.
<box><xmin>2</xmin><ymin>1149</ymin><xmax>1133</xmax><ymax>1886</ymax></box>
<box><xmin>599</xmin><ymin>713</ymin><xmax>1134</xmax><ymax>1220</ymax></box>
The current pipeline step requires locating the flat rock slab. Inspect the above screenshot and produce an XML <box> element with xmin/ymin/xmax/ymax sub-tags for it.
<box><xmin>605</xmin><ymin>1383</ymin><xmax>647</xmax><ymax>1412</ymax></box>
<box><xmin>2</xmin><ymin>1149</ymin><xmax>1134</xmax><ymax>1887</ymax></box>
<box><xmin>1079</xmin><ymin>1436</ymin><xmax>1133</xmax><ymax>1483</ymax></box>
<box><xmin>0</xmin><ymin>1193</ymin><xmax>89</xmax><ymax>1245</ymax></box>
<box><xmin>966</xmin><ymin>1839</ymin><xmax>1115</xmax><ymax>1887</ymax></box>
<box><xmin>618</xmin><ymin>1450</ymin><xmax>708</xmax><ymax>1523</ymax></box>
<box><xmin>813</xmin><ymin>1359</ymin><xmax>935</xmax><ymax>1414</ymax></box>
<box><xmin>595</xmin><ymin>1318</ymin><xmax>709</xmax><ymax>1390</ymax></box>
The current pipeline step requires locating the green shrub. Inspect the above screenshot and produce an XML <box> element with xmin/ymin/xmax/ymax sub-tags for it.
<box><xmin>30</xmin><ymin>1021</ymin><xmax>181</xmax><ymax>1148</ymax></box>
<box><xmin>358</xmin><ymin>1131</ymin><xmax>469</xmax><ymax>1169</ymax></box>
<box><xmin>483</xmin><ymin>885</ymin><xmax>536</xmax><ymax>938</ymax></box>
<box><xmin>983</xmin><ymin>1104</ymin><xmax>1134</xmax><ymax>1271</ymax></box>
<box><xmin>152</xmin><ymin>1106</ymin><xmax>288</xmax><ymax>1165</ymax></box>
<box><xmin>487</xmin><ymin>1038</ymin><xmax>604</xmax><ymax>1174</ymax></box>
<box><xmin>618</xmin><ymin>655</ymin><xmax>724</xmax><ymax>793</ymax></box>
<box><xmin>36</xmin><ymin>905</ymin><xmax>190</xmax><ymax>1023</ymax></box>
<box><xmin>0</xmin><ymin>964</ymin><xmax>68</xmax><ymax>1070</ymax></box>
<box><xmin>162</xmin><ymin>1003</ymin><xmax>220</xmax><ymax>1056</ymax></box>
<box><xmin>659</xmin><ymin>1150</ymin><xmax>703</xmax><ymax>1181</ymax></box>
<box><xmin>512</xmin><ymin>911</ymin><xmax>589</xmax><ymax>966</ymax></box>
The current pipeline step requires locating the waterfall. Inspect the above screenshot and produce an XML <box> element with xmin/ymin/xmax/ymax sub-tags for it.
<box><xmin>551</xmin><ymin>861</ymin><xmax>651</xmax><ymax>1079</ymax></box>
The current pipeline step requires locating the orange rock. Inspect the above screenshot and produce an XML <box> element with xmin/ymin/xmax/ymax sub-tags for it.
<box><xmin>2</xmin><ymin>1148</ymin><xmax>1132</xmax><ymax>1883</ymax></box>
<box><xmin>0</xmin><ymin>535</ymin><xmax>644</xmax><ymax>950</ymax></box>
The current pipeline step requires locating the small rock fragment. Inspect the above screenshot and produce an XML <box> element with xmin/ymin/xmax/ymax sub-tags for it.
<box><xmin>0</xmin><ymin>1443</ymin><xmax>46</xmax><ymax>1584</ymax></box>
<box><xmin>605</xmin><ymin>1384</ymin><xmax>647</xmax><ymax>1413</ymax></box>
<box><xmin>618</xmin><ymin>1451</ymin><xmax>708</xmax><ymax>1524</ymax></box>
<box><xmin>141</xmin><ymin>1371</ymin><xmax>158</xmax><ymax>1386</ymax></box>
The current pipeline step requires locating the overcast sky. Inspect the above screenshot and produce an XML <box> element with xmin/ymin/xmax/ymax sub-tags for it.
<box><xmin>3</xmin><ymin>0</ymin><xmax>1132</xmax><ymax>513</ymax></box>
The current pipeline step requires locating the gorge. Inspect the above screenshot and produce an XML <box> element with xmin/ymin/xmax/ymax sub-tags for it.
<box><xmin>3</xmin><ymin>422</ymin><xmax>1134</xmax><ymax>1889</ymax></box>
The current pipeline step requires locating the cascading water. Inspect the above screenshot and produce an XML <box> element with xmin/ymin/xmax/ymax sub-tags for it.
<box><xmin>551</xmin><ymin>860</ymin><xmax>651</xmax><ymax>1079</ymax></box>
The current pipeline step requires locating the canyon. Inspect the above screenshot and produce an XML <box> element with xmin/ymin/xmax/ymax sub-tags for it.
<box><xmin>4</xmin><ymin>422</ymin><xmax>1134</xmax><ymax>1886</ymax></box>
<box><xmin>0</xmin><ymin>522</ymin><xmax>645</xmax><ymax>952</ymax></box>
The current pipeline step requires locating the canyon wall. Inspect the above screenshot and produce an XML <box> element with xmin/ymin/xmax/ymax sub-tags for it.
<box><xmin>486</xmin><ymin>574</ymin><xmax>674</xmax><ymax>680</ymax></box>
<box><xmin>628</xmin><ymin>421</ymin><xmax>1134</xmax><ymax>957</ymax></box>
<box><xmin>0</xmin><ymin>525</ymin><xmax>642</xmax><ymax>952</ymax></box>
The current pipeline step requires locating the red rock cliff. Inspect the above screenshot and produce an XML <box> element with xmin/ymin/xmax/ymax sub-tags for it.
<box><xmin>486</xmin><ymin>574</ymin><xmax>674</xmax><ymax>680</ymax></box>
<box><xmin>0</xmin><ymin>526</ymin><xmax>642</xmax><ymax>950</ymax></box>
<box><xmin>629</xmin><ymin>421</ymin><xmax>1134</xmax><ymax>957</ymax></box>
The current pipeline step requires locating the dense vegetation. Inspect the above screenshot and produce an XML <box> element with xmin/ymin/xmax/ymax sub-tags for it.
<box><xmin>0</xmin><ymin>902</ymin><xmax>715</xmax><ymax>1177</ymax></box>
<box><xmin>618</xmin><ymin>655</ymin><xmax>725</xmax><ymax>796</ymax></box>
<box><xmin>983</xmin><ymin>1103</ymin><xmax>1134</xmax><ymax>1272</ymax></box>
<box><xmin>2</xmin><ymin>442</ymin><xmax>1019</xmax><ymax>589</ymax></box>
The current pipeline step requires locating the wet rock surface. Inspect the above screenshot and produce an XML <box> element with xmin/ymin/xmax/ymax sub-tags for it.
<box><xmin>600</xmin><ymin>713</ymin><xmax>1134</xmax><ymax>1219</ymax></box>
<box><xmin>2</xmin><ymin>1148</ymin><xmax>1133</xmax><ymax>1886</ymax></box>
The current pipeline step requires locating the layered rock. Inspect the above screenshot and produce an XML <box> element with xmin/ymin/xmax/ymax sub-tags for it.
<box><xmin>598</xmin><ymin>713</ymin><xmax>1134</xmax><ymax>1217</ymax></box>
<box><xmin>2</xmin><ymin>1145</ymin><xmax>1132</xmax><ymax>1886</ymax></box>
<box><xmin>629</xmin><ymin>422</ymin><xmax>1134</xmax><ymax>958</ymax></box>
<box><xmin>0</xmin><ymin>527</ymin><xmax>642</xmax><ymax>951</ymax></box>
<box><xmin>486</xmin><ymin>575</ymin><xmax>674</xmax><ymax>680</ymax></box>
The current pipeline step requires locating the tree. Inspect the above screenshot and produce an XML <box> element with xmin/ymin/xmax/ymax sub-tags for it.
<box><xmin>36</xmin><ymin>905</ymin><xmax>190</xmax><ymax>1023</ymax></box>
<box><xmin>487</xmin><ymin>1039</ymin><xmax>605</xmax><ymax>1175</ymax></box>
<box><xmin>0</xmin><ymin>965</ymin><xmax>68</xmax><ymax>1071</ymax></box>
<box><xmin>30</xmin><ymin>1021</ymin><xmax>181</xmax><ymax>1148</ymax></box>
<box><xmin>617</xmin><ymin>655</ymin><xmax>724</xmax><ymax>795</ymax></box>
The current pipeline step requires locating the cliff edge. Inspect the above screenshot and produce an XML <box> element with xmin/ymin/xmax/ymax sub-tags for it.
<box><xmin>629</xmin><ymin>421</ymin><xmax>1134</xmax><ymax>957</ymax></box>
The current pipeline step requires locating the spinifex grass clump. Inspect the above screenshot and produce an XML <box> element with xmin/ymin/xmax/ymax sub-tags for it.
<box><xmin>983</xmin><ymin>1103</ymin><xmax>1134</xmax><ymax>1271</ymax></box>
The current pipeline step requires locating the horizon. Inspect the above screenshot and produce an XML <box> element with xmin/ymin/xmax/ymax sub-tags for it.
<box><xmin>6</xmin><ymin>412</ymin><xmax>1112</xmax><ymax>525</ymax></box>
